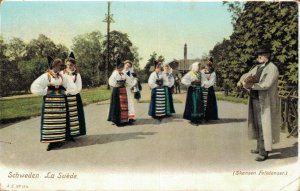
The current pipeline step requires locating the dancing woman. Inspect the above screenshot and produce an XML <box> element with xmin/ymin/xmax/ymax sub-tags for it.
<box><xmin>181</xmin><ymin>62</ymin><xmax>206</xmax><ymax>125</ymax></box>
<box><xmin>148</xmin><ymin>61</ymin><xmax>171</xmax><ymax>120</ymax></box>
<box><xmin>60</xmin><ymin>52</ymin><xmax>86</xmax><ymax>140</ymax></box>
<box><xmin>201</xmin><ymin>57</ymin><xmax>219</xmax><ymax>120</ymax></box>
<box><xmin>108</xmin><ymin>58</ymin><xmax>134</xmax><ymax>127</ymax></box>
<box><xmin>30</xmin><ymin>57</ymin><xmax>76</xmax><ymax>151</ymax></box>
<box><xmin>163</xmin><ymin>63</ymin><xmax>175</xmax><ymax>114</ymax></box>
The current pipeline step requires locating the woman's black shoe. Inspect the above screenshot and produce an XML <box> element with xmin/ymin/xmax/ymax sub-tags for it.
<box><xmin>69</xmin><ymin>137</ymin><xmax>76</xmax><ymax>142</ymax></box>
<box><xmin>190</xmin><ymin>121</ymin><xmax>199</xmax><ymax>126</ymax></box>
<box><xmin>47</xmin><ymin>143</ymin><xmax>56</xmax><ymax>151</ymax></box>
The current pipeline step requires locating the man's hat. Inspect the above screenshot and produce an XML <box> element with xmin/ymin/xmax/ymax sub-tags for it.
<box><xmin>255</xmin><ymin>43</ymin><xmax>271</xmax><ymax>55</ymax></box>
<box><xmin>47</xmin><ymin>56</ymin><xmax>54</xmax><ymax>69</ymax></box>
<box><xmin>116</xmin><ymin>57</ymin><xmax>124</xmax><ymax>69</ymax></box>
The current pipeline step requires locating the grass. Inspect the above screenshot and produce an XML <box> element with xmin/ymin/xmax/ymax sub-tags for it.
<box><xmin>0</xmin><ymin>86</ymin><xmax>111</xmax><ymax>123</ymax></box>
<box><xmin>216</xmin><ymin>93</ymin><xmax>248</xmax><ymax>105</ymax></box>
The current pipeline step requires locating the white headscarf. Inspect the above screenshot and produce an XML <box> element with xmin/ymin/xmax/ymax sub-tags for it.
<box><xmin>190</xmin><ymin>62</ymin><xmax>200</xmax><ymax>72</ymax></box>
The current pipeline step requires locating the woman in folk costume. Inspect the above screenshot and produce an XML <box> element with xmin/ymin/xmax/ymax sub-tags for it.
<box><xmin>181</xmin><ymin>62</ymin><xmax>207</xmax><ymax>125</ymax></box>
<box><xmin>148</xmin><ymin>61</ymin><xmax>172</xmax><ymax>120</ymax></box>
<box><xmin>163</xmin><ymin>64</ymin><xmax>176</xmax><ymax>114</ymax></box>
<box><xmin>122</xmin><ymin>60</ymin><xmax>136</xmax><ymax>123</ymax></box>
<box><xmin>30</xmin><ymin>57</ymin><xmax>77</xmax><ymax>151</ymax></box>
<box><xmin>108</xmin><ymin>58</ymin><xmax>134</xmax><ymax>127</ymax></box>
<box><xmin>132</xmin><ymin>73</ymin><xmax>142</xmax><ymax>102</ymax></box>
<box><xmin>60</xmin><ymin>52</ymin><xmax>86</xmax><ymax>140</ymax></box>
<box><xmin>201</xmin><ymin>57</ymin><xmax>219</xmax><ymax>120</ymax></box>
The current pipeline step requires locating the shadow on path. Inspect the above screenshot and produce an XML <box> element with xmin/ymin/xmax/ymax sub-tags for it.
<box><xmin>58</xmin><ymin>132</ymin><xmax>157</xmax><ymax>150</ymax></box>
<box><xmin>269</xmin><ymin>142</ymin><xmax>298</xmax><ymax>159</ymax></box>
<box><xmin>132</xmin><ymin>116</ymin><xmax>184</xmax><ymax>126</ymax></box>
<box><xmin>205</xmin><ymin>118</ymin><xmax>247</xmax><ymax>124</ymax></box>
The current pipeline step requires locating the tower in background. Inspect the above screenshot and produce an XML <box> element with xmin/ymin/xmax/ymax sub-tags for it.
<box><xmin>184</xmin><ymin>43</ymin><xmax>187</xmax><ymax>71</ymax></box>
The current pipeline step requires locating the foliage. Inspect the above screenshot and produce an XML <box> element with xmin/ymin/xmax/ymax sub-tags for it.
<box><xmin>72</xmin><ymin>31</ymin><xmax>104</xmax><ymax>87</ymax></box>
<box><xmin>1</xmin><ymin>29</ymin><xmax>140</xmax><ymax>96</ymax></box>
<box><xmin>143</xmin><ymin>52</ymin><xmax>165</xmax><ymax>77</ymax></box>
<box><xmin>211</xmin><ymin>2</ymin><xmax>298</xmax><ymax>93</ymax></box>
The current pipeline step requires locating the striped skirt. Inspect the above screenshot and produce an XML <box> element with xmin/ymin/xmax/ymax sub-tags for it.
<box><xmin>41</xmin><ymin>93</ymin><xmax>68</xmax><ymax>143</ymax></box>
<box><xmin>155</xmin><ymin>87</ymin><xmax>167</xmax><ymax>117</ymax></box>
<box><xmin>202</xmin><ymin>88</ymin><xmax>208</xmax><ymax>109</ymax></box>
<box><xmin>119</xmin><ymin>87</ymin><xmax>129</xmax><ymax>123</ymax></box>
<box><xmin>66</xmin><ymin>95</ymin><xmax>80</xmax><ymax>137</ymax></box>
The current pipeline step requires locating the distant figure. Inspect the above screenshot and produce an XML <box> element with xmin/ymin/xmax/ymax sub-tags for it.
<box><xmin>174</xmin><ymin>74</ymin><xmax>181</xmax><ymax>94</ymax></box>
<box><xmin>223</xmin><ymin>82</ymin><xmax>229</xmax><ymax>96</ymax></box>
<box><xmin>108</xmin><ymin>58</ymin><xmax>134</xmax><ymax>127</ymax></box>
<box><xmin>238</xmin><ymin>44</ymin><xmax>280</xmax><ymax>162</ymax></box>
<box><xmin>201</xmin><ymin>57</ymin><xmax>219</xmax><ymax>121</ymax></box>
<box><xmin>132</xmin><ymin>73</ymin><xmax>142</xmax><ymax>102</ymax></box>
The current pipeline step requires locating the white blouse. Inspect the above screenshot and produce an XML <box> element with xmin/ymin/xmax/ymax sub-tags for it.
<box><xmin>60</xmin><ymin>71</ymin><xmax>83</xmax><ymax>94</ymax></box>
<box><xmin>201</xmin><ymin>70</ymin><xmax>216</xmax><ymax>88</ymax></box>
<box><xmin>163</xmin><ymin>72</ymin><xmax>175</xmax><ymax>88</ymax></box>
<box><xmin>30</xmin><ymin>72</ymin><xmax>77</xmax><ymax>96</ymax></box>
<box><xmin>181</xmin><ymin>71</ymin><xmax>207</xmax><ymax>86</ymax></box>
<box><xmin>148</xmin><ymin>71</ymin><xmax>170</xmax><ymax>89</ymax></box>
<box><xmin>109</xmin><ymin>70</ymin><xmax>134</xmax><ymax>88</ymax></box>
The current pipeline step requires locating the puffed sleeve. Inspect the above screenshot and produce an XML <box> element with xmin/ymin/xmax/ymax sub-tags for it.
<box><xmin>75</xmin><ymin>73</ymin><xmax>82</xmax><ymax>93</ymax></box>
<box><xmin>203</xmin><ymin>72</ymin><xmax>216</xmax><ymax>88</ymax></box>
<box><xmin>162</xmin><ymin>73</ymin><xmax>171</xmax><ymax>87</ymax></box>
<box><xmin>168</xmin><ymin>74</ymin><xmax>175</xmax><ymax>87</ymax></box>
<box><xmin>132</xmin><ymin>78</ymin><xmax>138</xmax><ymax>87</ymax></box>
<box><xmin>125</xmin><ymin>73</ymin><xmax>134</xmax><ymax>88</ymax></box>
<box><xmin>181</xmin><ymin>72</ymin><xmax>192</xmax><ymax>86</ymax></box>
<box><xmin>30</xmin><ymin>73</ymin><xmax>49</xmax><ymax>96</ymax></box>
<box><xmin>62</xmin><ymin>75</ymin><xmax>77</xmax><ymax>95</ymax></box>
<box><xmin>148</xmin><ymin>72</ymin><xmax>158</xmax><ymax>89</ymax></box>
<box><xmin>109</xmin><ymin>71</ymin><xmax>117</xmax><ymax>87</ymax></box>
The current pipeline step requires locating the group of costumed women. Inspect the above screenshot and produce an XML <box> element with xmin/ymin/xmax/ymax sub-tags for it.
<box><xmin>108</xmin><ymin>58</ymin><xmax>218</xmax><ymax>127</ymax></box>
<box><xmin>31</xmin><ymin>55</ymin><xmax>218</xmax><ymax>151</ymax></box>
<box><xmin>182</xmin><ymin>59</ymin><xmax>218</xmax><ymax>125</ymax></box>
<box><xmin>31</xmin><ymin>52</ymin><xmax>86</xmax><ymax>151</ymax></box>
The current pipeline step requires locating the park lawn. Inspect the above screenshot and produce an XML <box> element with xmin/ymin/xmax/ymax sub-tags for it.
<box><xmin>216</xmin><ymin>93</ymin><xmax>248</xmax><ymax>105</ymax></box>
<box><xmin>0</xmin><ymin>86</ymin><xmax>111</xmax><ymax>122</ymax></box>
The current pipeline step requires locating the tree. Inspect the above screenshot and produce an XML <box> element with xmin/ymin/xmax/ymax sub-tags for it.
<box><xmin>18</xmin><ymin>57</ymin><xmax>49</xmax><ymax>93</ymax></box>
<box><xmin>25</xmin><ymin>34</ymin><xmax>58</xmax><ymax>59</ymax></box>
<box><xmin>143</xmin><ymin>52</ymin><xmax>165</xmax><ymax>77</ymax></box>
<box><xmin>210</xmin><ymin>1</ymin><xmax>298</xmax><ymax>94</ymax></box>
<box><xmin>72</xmin><ymin>31</ymin><xmax>104</xmax><ymax>87</ymax></box>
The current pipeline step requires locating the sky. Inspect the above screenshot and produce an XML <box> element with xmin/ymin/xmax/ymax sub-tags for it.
<box><xmin>1</xmin><ymin>1</ymin><xmax>233</xmax><ymax>67</ymax></box>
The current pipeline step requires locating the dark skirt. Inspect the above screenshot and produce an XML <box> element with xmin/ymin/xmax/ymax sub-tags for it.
<box><xmin>167</xmin><ymin>87</ymin><xmax>176</xmax><ymax>114</ymax></box>
<box><xmin>66</xmin><ymin>93</ymin><xmax>86</xmax><ymax>136</ymax></box>
<box><xmin>204</xmin><ymin>86</ymin><xmax>219</xmax><ymax>120</ymax></box>
<box><xmin>183</xmin><ymin>86</ymin><xmax>205</xmax><ymax>123</ymax></box>
<box><xmin>107</xmin><ymin>87</ymin><xmax>129</xmax><ymax>125</ymax></box>
<box><xmin>148</xmin><ymin>86</ymin><xmax>171</xmax><ymax>118</ymax></box>
<box><xmin>41</xmin><ymin>92</ymin><xmax>70</xmax><ymax>143</ymax></box>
